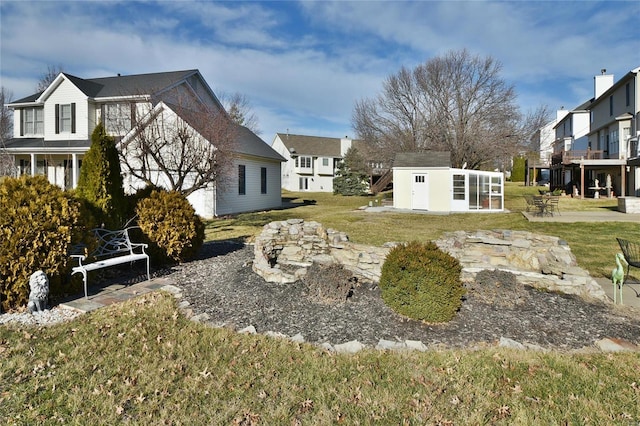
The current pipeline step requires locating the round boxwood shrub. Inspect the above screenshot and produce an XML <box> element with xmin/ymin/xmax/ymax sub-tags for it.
<box><xmin>135</xmin><ymin>190</ymin><xmax>205</xmax><ymax>263</ymax></box>
<box><xmin>379</xmin><ymin>241</ymin><xmax>465</xmax><ymax>323</ymax></box>
<box><xmin>0</xmin><ymin>176</ymin><xmax>95</xmax><ymax>310</ymax></box>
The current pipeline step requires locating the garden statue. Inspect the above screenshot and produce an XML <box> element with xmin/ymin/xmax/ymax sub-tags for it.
<box><xmin>611</xmin><ymin>253</ymin><xmax>627</xmax><ymax>305</ymax></box>
<box><xmin>27</xmin><ymin>270</ymin><xmax>49</xmax><ymax>313</ymax></box>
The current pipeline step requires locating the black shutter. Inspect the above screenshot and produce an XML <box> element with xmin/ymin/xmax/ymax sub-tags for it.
<box><xmin>130</xmin><ymin>103</ymin><xmax>136</xmax><ymax>128</ymax></box>
<box><xmin>71</xmin><ymin>103</ymin><xmax>76</xmax><ymax>133</ymax></box>
<box><xmin>55</xmin><ymin>104</ymin><xmax>60</xmax><ymax>134</ymax></box>
<box><xmin>20</xmin><ymin>109</ymin><xmax>24</xmax><ymax>136</ymax></box>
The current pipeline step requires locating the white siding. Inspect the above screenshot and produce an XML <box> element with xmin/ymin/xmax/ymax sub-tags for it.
<box><xmin>271</xmin><ymin>135</ymin><xmax>297</xmax><ymax>191</ymax></box>
<box><xmin>44</xmin><ymin>78</ymin><xmax>88</xmax><ymax>140</ymax></box>
<box><xmin>214</xmin><ymin>156</ymin><xmax>282</xmax><ymax>217</ymax></box>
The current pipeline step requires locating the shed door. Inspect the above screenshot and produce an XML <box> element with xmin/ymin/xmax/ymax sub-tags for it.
<box><xmin>411</xmin><ymin>173</ymin><xmax>429</xmax><ymax>210</ymax></box>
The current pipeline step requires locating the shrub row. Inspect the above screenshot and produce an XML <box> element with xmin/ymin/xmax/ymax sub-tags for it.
<box><xmin>0</xmin><ymin>177</ymin><xmax>204</xmax><ymax>311</ymax></box>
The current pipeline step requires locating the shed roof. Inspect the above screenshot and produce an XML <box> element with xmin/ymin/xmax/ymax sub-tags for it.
<box><xmin>393</xmin><ymin>151</ymin><xmax>451</xmax><ymax>168</ymax></box>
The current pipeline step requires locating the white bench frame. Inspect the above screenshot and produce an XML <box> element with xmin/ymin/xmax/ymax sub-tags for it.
<box><xmin>71</xmin><ymin>227</ymin><xmax>150</xmax><ymax>298</ymax></box>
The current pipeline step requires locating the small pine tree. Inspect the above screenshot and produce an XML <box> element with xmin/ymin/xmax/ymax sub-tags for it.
<box><xmin>511</xmin><ymin>156</ymin><xmax>526</xmax><ymax>182</ymax></box>
<box><xmin>76</xmin><ymin>122</ymin><xmax>126</xmax><ymax>228</ymax></box>
<box><xmin>333</xmin><ymin>146</ymin><xmax>369</xmax><ymax>196</ymax></box>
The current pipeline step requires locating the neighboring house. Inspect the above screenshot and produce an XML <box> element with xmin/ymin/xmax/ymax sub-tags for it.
<box><xmin>550</xmin><ymin>67</ymin><xmax>640</xmax><ymax>197</ymax></box>
<box><xmin>527</xmin><ymin>108</ymin><xmax>569</xmax><ymax>186</ymax></box>
<box><xmin>271</xmin><ymin>133</ymin><xmax>362</xmax><ymax>192</ymax></box>
<box><xmin>392</xmin><ymin>152</ymin><xmax>504</xmax><ymax>212</ymax></box>
<box><xmin>4</xmin><ymin>69</ymin><xmax>285</xmax><ymax>218</ymax></box>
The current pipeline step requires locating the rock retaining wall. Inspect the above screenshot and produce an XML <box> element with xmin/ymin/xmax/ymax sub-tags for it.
<box><xmin>253</xmin><ymin>219</ymin><xmax>393</xmax><ymax>284</ymax></box>
<box><xmin>435</xmin><ymin>230</ymin><xmax>607</xmax><ymax>302</ymax></box>
<box><xmin>253</xmin><ymin>220</ymin><xmax>607</xmax><ymax>302</ymax></box>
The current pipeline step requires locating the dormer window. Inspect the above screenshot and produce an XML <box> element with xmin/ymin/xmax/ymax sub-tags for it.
<box><xmin>21</xmin><ymin>107</ymin><xmax>44</xmax><ymax>136</ymax></box>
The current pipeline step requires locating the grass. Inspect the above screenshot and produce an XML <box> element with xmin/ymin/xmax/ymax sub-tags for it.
<box><xmin>208</xmin><ymin>184</ymin><xmax>637</xmax><ymax>277</ymax></box>
<box><xmin>2</xmin><ymin>182</ymin><xmax>640</xmax><ymax>424</ymax></box>
<box><xmin>1</xmin><ymin>292</ymin><xmax>639</xmax><ymax>424</ymax></box>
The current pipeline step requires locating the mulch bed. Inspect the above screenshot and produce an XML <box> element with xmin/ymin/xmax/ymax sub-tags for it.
<box><xmin>166</xmin><ymin>241</ymin><xmax>640</xmax><ymax>351</ymax></box>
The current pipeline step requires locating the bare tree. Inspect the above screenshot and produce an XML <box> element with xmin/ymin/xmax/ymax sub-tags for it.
<box><xmin>353</xmin><ymin>49</ymin><xmax>540</xmax><ymax>169</ymax></box>
<box><xmin>36</xmin><ymin>64</ymin><xmax>65</xmax><ymax>93</ymax></box>
<box><xmin>219</xmin><ymin>91</ymin><xmax>261</xmax><ymax>135</ymax></box>
<box><xmin>0</xmin><ymin>87</ymin><xmax>15</xmax><ymax>176</ymax></box>
<box><xmin>118</xmin><ymin>94</ymin><xmax>238</xmax><ymax>197</ymax></box>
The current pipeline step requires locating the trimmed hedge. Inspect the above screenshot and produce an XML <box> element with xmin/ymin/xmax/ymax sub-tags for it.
<box><xmin>0</xmin><ymin>176</ymin><xmax>94</xmax><ymax>310</ymax></box>
<box><xmin>379</xmin><ymin>241</ymin><xmax>465</xmax><ymax>323</ymax></box>
<box><xmin>135</xmin><ymin>190</ymin><xmax>205</xmax><ymax>263</ymax></box>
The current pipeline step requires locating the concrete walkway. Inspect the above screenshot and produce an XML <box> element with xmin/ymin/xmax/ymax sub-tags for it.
<box><xmin>59</xmin><ymin>277</ymin><xmax>177</xmax><ymax>313</ymax></box>
<box><xmin>522</xmin><ymin>210</ymin><xmax>640</xmax><ymax>222</ymax></box>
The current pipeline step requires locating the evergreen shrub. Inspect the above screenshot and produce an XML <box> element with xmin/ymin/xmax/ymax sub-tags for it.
<box><xmin>75</xmin><ymin>122</ymin><xmax>126</xmax><ymax>228</ymax></box>
<box><xmin>0</xmin><ymin>176</ymin><xmax>94</xmax><ymax>310</ymax></box>
<box><xmin>136</xmin><ymin>190</ymin><xmax>205</xmax><ymax>263</ymax></box>
<box><xmin>379</xmin><ymin>241</ymin><xmax>465</xmax><ymax>323</ymax></box>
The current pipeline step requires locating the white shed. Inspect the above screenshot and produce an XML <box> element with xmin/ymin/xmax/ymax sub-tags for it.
<box><xmin>392</xmin><ymin>152</ymin><xmax>504</xmax><ymax>212</ymax></box>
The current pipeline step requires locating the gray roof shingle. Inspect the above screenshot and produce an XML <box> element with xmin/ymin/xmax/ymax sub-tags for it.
<box><xmin>393</xmin><ymin>151</ymin><xmax>451</xmax><ymax>168</ymax></box>
<box><xmin>275</xmin><ymin>133</ymin><xmax>343</xmax><ymax>157</ymax></box>
<box><xmin>12</xmin><ymin>70</ymin><xmax>199</xmax><ymax>103</ymax></box>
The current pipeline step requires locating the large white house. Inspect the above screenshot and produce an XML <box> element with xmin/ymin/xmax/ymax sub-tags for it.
<box><xmin>4</xmin><ymin>69</ymin><xmax>285</xmax><ymax>218</ymax></box>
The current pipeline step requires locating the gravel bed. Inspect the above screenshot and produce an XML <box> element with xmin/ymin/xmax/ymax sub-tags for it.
<box><xmin>167</xmin><ymin>242</ymin><xmax>640</xmax><ymax>351</ymax></box>
<box><xmin>3</xmin><ymin>240</ymin><xmax>639</xmax><ymax>352</ymax></box>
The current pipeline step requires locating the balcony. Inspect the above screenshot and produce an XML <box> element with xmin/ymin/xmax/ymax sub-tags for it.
<box><xmin>551</xmin><ymin>149</ymin><xmax>605</xmax><ymax>165</ymax></box>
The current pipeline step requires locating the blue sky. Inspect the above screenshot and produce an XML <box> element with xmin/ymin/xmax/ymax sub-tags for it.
<box><xmin>1</xmin><ymin>1</ymin><xmax>638</xmax><ymax>144</ymax></box>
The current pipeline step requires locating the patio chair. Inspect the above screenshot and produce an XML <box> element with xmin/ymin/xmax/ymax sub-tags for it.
<box><xmin>548</xmin><ymin>196</ymin><xmax>560</xmax><ymax>216</ymax></box>
<box><xmin>523</xmin><ymin>195</ymin><xmax>535</xmax><ymax>212</ymax></box>
<box><xmin>532</xmin><ymin>196</ymin><xmax>551</xmax><ymax>217</ymax></box>
<box><xmin>615</xmin><ymin>238</ymin><xmax>640</xmax><ymax>298</ymax></box>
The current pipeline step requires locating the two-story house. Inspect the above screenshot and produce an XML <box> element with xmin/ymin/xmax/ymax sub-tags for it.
<box><xmin>272</xmin><ymin>133</ymin><xmax>377</xmax><ymax>192</ymax></box>
<box><xmin>550</xmin><ymin>67</ymin><xmax>639</xmax><ymax>198</ymax></box>
<box><xmin>4</xmin><ymin>69</ymin><xmax>285</xmax><ymax>218</ymax></box>
<box><xmin>586</xmin><ymin>67</ymin><xmax>640</xmax><ymax>197</ymax></box>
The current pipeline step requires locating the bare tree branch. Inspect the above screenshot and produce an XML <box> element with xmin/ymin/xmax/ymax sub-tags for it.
<box><xmin>36</xmin><ymin>64</ymin><xmax>65</xmax><ymax>93</ymax></box>
<box><xmin>0</xmin><ymin>87</ymin><xmax>15</xmax><ymax>176</ymax></box>
<box><xmin>117</xmin><ymin>92</ymin><xmax>238</xmax><ymax>196</ymax></box>
<box><xmin>352</xmin><ymin>49</ymin><xmax>545</xmax><ymax>170</ymax></box>
<box><xmin>218</xmin><ymin>91</ymin><xmax>261</xmax><ymax>135</ymax></box>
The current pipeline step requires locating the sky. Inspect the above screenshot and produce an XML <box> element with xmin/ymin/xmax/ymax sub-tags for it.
<box><xmin>1</xmin><ymin>1</ymin><xmax>639</xmax><ymax>144</ymax></box>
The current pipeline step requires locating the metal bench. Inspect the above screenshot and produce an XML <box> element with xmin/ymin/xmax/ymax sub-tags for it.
<box><xmin>615</xmin><ymin>238</ymin><xmax>640</xmax><ymax>298</ymax></box>
<box><xmin>71</xmin><ymin>228</ymin><xmax>150</xmax><ymax>298</ymax></box>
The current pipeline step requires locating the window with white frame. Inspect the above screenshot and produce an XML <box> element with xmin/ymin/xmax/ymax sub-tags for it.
<box><xmin>104</xmin><ymin>103</ymin><xmax>132</xmax><ymax>134</ymax></box>
<box><xmin>299</xmin><ymin>156</ymin><xmax>312</xmax><ymax>168</ymax></box>
<box><xmin>55</xmin><ymin>103</ymin><xmax>75</xmax><ymax>134</ymax></box>
<box><xmin>60</xmin><ymin>104</ymin><xmax>72</xmax><ymax>132</ymax></box>
<box><xmin>452</xmin><ymin>174</ymin><xmax>465</xmax><ymax>200</ymax></box>
<box><xmin>21</xmin><ymin>107</ymin><xmax>44</xmax><ymax>136</ymax></box>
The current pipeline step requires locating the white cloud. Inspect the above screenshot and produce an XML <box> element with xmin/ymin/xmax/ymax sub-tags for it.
<box><xmin>1</xmin><ymin>0</ymin><xmax>638</xmax><ymax>141</ymax></box>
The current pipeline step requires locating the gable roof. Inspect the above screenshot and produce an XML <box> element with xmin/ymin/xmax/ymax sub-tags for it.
<box><xmin>236</xmin><ymin>126</ymin><xmax>286</xmax><ymax>161</ymax></box>
<box><xmin>11</xmin><ymin>70</ymin><xmax>200</xmax><ymax>104</ymax></box>
<box><xmin>275</xmin><ymin>133</ymin><xmax>343</xmax><ymax>157</ymax></box>
<box><xmin>144</xmin><ymin>101</ymin><xmax>284</xmax><ymax>162</ymax></box>
<box><xmin>393</xmin><ymin>151</ymin><xmax>451</xmax><ymax>168</ymax></box>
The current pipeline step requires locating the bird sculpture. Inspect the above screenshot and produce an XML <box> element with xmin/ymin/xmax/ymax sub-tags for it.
<box><xmin>611</xmin><ymin>252</ymin><xmax>627</xmax><ymax>304</ymax></box>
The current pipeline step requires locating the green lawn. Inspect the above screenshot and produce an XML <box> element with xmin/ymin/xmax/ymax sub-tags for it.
<box><xmin>1</xmin><ymin>182</ymin><xmax>639</xmax><ymax>424</ymax></box>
